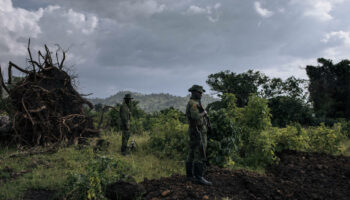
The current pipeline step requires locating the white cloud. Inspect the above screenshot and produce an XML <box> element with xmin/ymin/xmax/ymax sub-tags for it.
<box><xmin>321</xmin><ymin>31</ymin><xmax>350</xmax><ymax>60</ymax></box>
<box><xmin>291</xmin><ymin>0</ymin><xmax>345</xmax><ymax>21</ymax></box>
<box><xmin>322</xmin><ymin>31</ymin><xmax>350</xmax><ymax>45</ymax></box>
<box><xmin>254</xmin><ymin>2</ymin><xmax>274</xmax><ymax>18</ymax></box>
<box><xmin>0</xmin><ymin>0</ymin><xmax>43</xmax><ymax>56</ymax></box>
<box><xmin>187</xmin><ymin>5</ymin><xmax>207</xmax><ymax>14</ymax></box>
<box><xmin>304</xmin><ymin>1</ymin><xmax>333</xmax><ymax>21</ymax></box>
<box><xmin>186</xmin><ymin>3</ymin><xmax>221</xmax><ymax>23</ymax></box>
<box><xmin>260</xmin><ymin>58</ymin><xmax>316</xmax><ymax>80</ymax></box>
<box><xmin>64</xmin><ymin>9</ymin><xmax>98</xmax><ymax>35</ymax></box>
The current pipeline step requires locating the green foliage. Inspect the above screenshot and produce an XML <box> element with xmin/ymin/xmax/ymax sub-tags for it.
<box><xmin>208</xmin><ymin>94</ymin><xmax>275</xmax><ymax>168</ymax></box>
<box><xmin>234</xmin><ymin>95</ymin><xmax>275</xmax><ymax>167</ymax></box>
<box><xmin>65</xmin><ymin>154</ymin><xmax>131</xmax><ymax>200</ymax></box>
<box><xmin>207</xmin><ymin>109</ymin><xmax>241</xmax><ymax>167</ymax></box>
<box><xmin>208</xmin><ymin>92</ymin><xmax>346</xmax><ymax>168</ymax></box>
<box><xmin>307</xmin><ymin>123</ymin><xmax>346</xmax><ymax>154</ymax></box>
<box><xmin>306</xmin><ymin>58</ymin><xmax>350</xmax><ymax>120</ymax></box>
<box><xmin>268</xmin><ymin>96</ymin><xmax>314</xmax><ymax>127</ymax></box>
<box><xmin>207</xmin><ymin>70</ymin><xmax>268</xmax><ymax>107</ymax></box>
<box><xmin>147</xmin><ymin>109</ymin><xmax>188</xmax><ymax>160</ymax></box>
<box><xmin>341</xmin><ymin>121</ymin><xmax>350</xmax><ymax>138</ymax></box>
<box><xmin>262</xmin><ymin>76</ymin><xmax>307</xmax><ymax>100</ymax></box>
<box><xmin>207</xmin><ymin>70</ymin><xmax>311</xmax><ymax>127</ymax></box>
<box><xmin>271</xmin><ymin>124</ymin><xmax>310</xmax><ymax>152</ymax></box>
<box><xmin>272</xmin><ymin>123</ymin><xmax>346</xmax><ymax>154</ymax></box>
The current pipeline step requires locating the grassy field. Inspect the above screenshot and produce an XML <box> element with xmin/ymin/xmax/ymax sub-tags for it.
<box><xmin>0</xmin><ymin>131</ymin><xmax>184</xmax><ymax>200</ymax></box>
<box><xmin>0</xmin><ymin>129</ymin><xmax>349</xmax><ymax>200</ymax></box>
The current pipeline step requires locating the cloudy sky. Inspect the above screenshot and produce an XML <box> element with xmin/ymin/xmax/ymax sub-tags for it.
<box><xmin>1</xmin><ymin>0</ymin><xmax>350</xmax><ymax>97</ymax></box>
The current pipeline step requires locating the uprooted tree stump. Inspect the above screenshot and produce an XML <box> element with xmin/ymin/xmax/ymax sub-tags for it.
<box><xmin>0</xmin><ymin>40</ymin><xmax>99</xmax><ymax>146</ymax></box>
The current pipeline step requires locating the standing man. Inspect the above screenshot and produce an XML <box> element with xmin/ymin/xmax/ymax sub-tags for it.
<box><xmin>186</xmin><ymin>85</ymin><xmax>212</xmax><ymax>185</ymax></box>
<box><xmin>120</xmin><ymin>93</ymin><xmax>133</xmax><ymax>155</ymax></box>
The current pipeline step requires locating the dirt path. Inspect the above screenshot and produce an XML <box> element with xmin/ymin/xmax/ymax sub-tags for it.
<box><xmin>141</xmin><ymin>150</ymin><xmax>350</xmax><ymax>200</ymax></box>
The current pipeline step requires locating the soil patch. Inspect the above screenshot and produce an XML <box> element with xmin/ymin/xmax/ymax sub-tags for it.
<box><xmin>141</xmin><ymin>150</ymin><xmax>350</xmax><ymax>200</ymax></box>
<box><xmin>23</xmin><ymin>189</ymin><xmax>56</xmax><ymax>200</ymax></box>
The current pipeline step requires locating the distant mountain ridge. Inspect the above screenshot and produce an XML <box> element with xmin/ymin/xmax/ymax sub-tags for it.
<box><xmin>89</xmin><ymin>91</ymin><xmax>218</xmax><ymax>113</ymax></box>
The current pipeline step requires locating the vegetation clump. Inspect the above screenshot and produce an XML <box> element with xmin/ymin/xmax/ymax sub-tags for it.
<box><xmin>0</xmin><ymin>41</ymin><xmax>98</xmax><ymax>146</ymax></box>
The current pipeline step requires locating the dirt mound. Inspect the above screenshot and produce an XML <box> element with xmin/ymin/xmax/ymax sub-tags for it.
<box><xmin>23</xmin><ymin>189</ymin><xmax>56</xmax><ymax>200</ymax></box>
<box><xmin>141</xmin><ymin>150</ymin><xmax>350</xmax><ymax>200</ymax></box>
<box><xmin>0</xmin><ymin>41</ymin><xmax>98</xmax><ymax>145</ymax></box>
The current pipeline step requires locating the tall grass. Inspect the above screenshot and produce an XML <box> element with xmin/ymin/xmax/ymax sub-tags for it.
<box><xmin>0</xmin><ymin>131</ymin><xmax>183</xmax><ymax>200</ymax></box>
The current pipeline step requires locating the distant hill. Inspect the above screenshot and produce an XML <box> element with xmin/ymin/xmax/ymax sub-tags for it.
<box><xmin>89</xmin><ymin>91</ymin><xmax>218</xmax><ymax>113</ymax></box>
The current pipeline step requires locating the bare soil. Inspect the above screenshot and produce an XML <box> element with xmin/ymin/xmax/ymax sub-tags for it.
<box><xmin>141</xmin><ymin>150</ymin><xmax>350</xmax><ymax>200</ymax></box>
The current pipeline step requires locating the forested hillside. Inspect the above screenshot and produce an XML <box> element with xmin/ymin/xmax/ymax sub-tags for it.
<box><xmin>89</xmin><ymin>91</ymin><xmax>218</xmax><ymax>113</ymax></box>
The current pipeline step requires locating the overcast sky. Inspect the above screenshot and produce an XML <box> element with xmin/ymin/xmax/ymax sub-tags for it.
<box><xmin>1</xmin><ymin>0</ymin><xmax>350</xmax><ymax>97</ymax></box>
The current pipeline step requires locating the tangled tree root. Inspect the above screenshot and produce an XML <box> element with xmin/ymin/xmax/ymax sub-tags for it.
<box><xmin>0</xmin><ymin>40</ymin><xmax>99</xmax><ymax>146</ymax></box>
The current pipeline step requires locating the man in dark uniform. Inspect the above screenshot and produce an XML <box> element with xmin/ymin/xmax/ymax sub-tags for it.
<box><xmin>120</xmin><ymin>93</ymin><xmax>133</xmax><ymax>155</ymax></box>
<box><xmin>185</xmin><ymin>85</ymin><xmax>212</xmax><ymax>185</ymax></box>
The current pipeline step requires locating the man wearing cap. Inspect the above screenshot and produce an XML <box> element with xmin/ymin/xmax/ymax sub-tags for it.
<box><xmin>120</xmin><ymin>93</ymin><xmax>133</xmax><ymax>155</ymax></box>
<box><xmin>185</xmin><ymin>85</ymin><xmax>212</xmax><ymax>185</ymax></box>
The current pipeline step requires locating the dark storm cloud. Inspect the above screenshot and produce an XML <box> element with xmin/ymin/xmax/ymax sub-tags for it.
<box><xmin>3</xmin><ymin>0</ymin><xmax>350</xmax><ymax>97</ymax></box>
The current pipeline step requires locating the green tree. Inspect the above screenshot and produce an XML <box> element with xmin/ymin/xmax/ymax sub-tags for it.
<box><xmin>268</xmin><ymin>96</ymin><xmax>314</xmax><ymax>127</ymax></box>
<box><xmin>207</xmin><ymin>70</ymin><xmax>268</xmax><ymax>107</ymax></box>
<box><xmin>306</xmin><ymin>58</ymin><xmax>350</xmax><ymax>120</ymax></box>
<box><xmin>207</xmin><ymin>70</ymin><xmax>312</xmax><ymax>127</ymax></box>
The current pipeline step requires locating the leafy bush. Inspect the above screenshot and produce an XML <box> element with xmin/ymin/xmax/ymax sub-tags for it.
<box><xmin>268</xmin><ymin>96</ymin><xmax>314</xmax><ymax>127</ymax></box>
<box><xmin>235</xmin><ymin>95</ymin><xmax>276</xmax><ymax>167</ymax></box>
<box><xmin>207</xmin><ymin>109</ymin><xmax>241</xmax><ymax>167</ymax></box>
<box><xmin>147</xmin><ymin>109</ymin><xmax>188</xmax><ymax>160</ymax></box>
<box><xmin>340</xmin><ymin>121</ymin><xmax>350</xmax><ymax>138</ymax></box>
<box><xmin>64</xmin><ymin>155</ymin><xmax>132</xmax><ymax>200</ymax></box>
<box><xmin>271</xmin><ymin>124</ymin><xmax>310</xmax><ymax>152</ymax></box>
<box><xmin>208</xmin><ymin>94</ymin><xmax>276</xmax><ymax>168</ymax></box>
<box><xmin>208</xmin><ymin>93</ymin><xmax>346</xmax><ymax>168</ymax></box>
<box><xmin>307</xmin><ymin>123</ymin><xmax>346</xmax><ymax>154</ymax></box>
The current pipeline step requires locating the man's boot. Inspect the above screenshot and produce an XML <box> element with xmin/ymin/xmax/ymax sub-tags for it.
<box><xmin>186</xmin><ymin>162</ymin><xmax>194</xmax><ymax>181</ymax></box>
<box><xmin>194</xmin><ymin>162</ymin><xmax>212</xmax><ymax>186</ymax></box>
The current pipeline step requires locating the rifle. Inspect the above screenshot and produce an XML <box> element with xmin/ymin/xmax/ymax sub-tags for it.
<box><xmin>195</xmin><ymin>126</ymin><xmax>207</xmax><ymax>162</ymax></box>
<box><xmin>197</xmin><ymin>100</ymin><xmax>212</xmax><ymax>165</ymax></box>
<box><xmin>198</xmin><ymin>101</ymin><xmax>214</xmax><ymax>137</ymax></box>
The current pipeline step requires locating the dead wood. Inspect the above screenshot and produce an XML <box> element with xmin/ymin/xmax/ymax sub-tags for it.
<box><xmin>1</xmin><ymin>40</ymin><xmax>99</xmax><ymax>146</ymax></box>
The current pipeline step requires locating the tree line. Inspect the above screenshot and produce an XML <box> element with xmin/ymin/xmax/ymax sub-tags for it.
<box><xmin>207</xmin><ymin>58</ymin><xmax>350</xmax><ymax>127</ymax></box>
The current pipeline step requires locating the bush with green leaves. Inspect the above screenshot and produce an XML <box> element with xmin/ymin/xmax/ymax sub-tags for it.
<box><xmin>270</xmin><ymin>124</ymin><xmax>310</xmax><ymax>153</ymax></box>
<box><xmin>64</xmin><ymin>155</ymin><xmax>132</xmax><ymax>200</ymax></box>
<box><xmin>307</xmin><ymin>123</ymin><xmax>346</xmax><ymax>154</ymax></box>
<box><xmin>271</xmin><ymin>123</ymin><xmax>346</xmax><ymax>154</ymax></box>
<box><xmin>207</xmin><ymin>109</ymin><xmax>241</xmax><ymax>167</ymax></box>
<box><xmin>147</xmin><ymin>109</ymin><xmax>188</xmax><ymax>160</ymax></box>
<box><xmin>234</xmin><ymin>94</ymin><xmax>276</xmax><ymax>167</ymax></box>
<box><xmin>340</xmin><ymin>120</ymin><xmax>350</xmax><ymax>138</ymax></box>
<box><xmin>207</xmin><ymin>93</ymin><xmax>276</xmax><ymax>168</ymax></box>
<box><xmin>268</xmin><ymin>96</ymin><xmax>315</xmax><ymax>127</ymax></box>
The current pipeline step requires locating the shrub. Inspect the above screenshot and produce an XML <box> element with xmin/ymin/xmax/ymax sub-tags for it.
<box><xmin>307</xmin><ymin>123</ymin><xmax>346</xmax><ymax>154</ymax></box>
<box><xmin>207</xmin><ymin>109</ymin><xmax>241</xmax><ymax>167</ymax></box>
<box><xmin>147</xmin><ymin>109</ymin><xmax>188</xmax><ymax>159</ymax></box>
<box><xmin>208</xmin><ymin>94</ymin><xmax>276</xmax><ymax>168</ymax></box>
<box><xmin>64</xmin><ymin>155</ymin><xmax>132</xmax><ymax>200</ymax></box>
<box><xmin>272</xmin><ymin>124</ymin><xmax>310</xmax><ymax>152</ymax></box>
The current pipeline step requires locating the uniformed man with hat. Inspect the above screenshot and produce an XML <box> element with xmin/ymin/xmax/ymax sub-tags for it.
<box><xmin>185</xmin><ymin>85</ymin><xmax>212</xmax><ymax>185</ymax></box>
<box><xmin>120</xmin><ymin>93</ymin><xmax>133</xmax><ymax>155</ymax></box>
